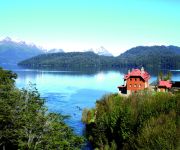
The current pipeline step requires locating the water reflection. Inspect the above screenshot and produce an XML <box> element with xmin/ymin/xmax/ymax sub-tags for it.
<box><xmin>14</xmin><ymin>70</ymin><xmax>125</xmax><ymax>134</ymax></box>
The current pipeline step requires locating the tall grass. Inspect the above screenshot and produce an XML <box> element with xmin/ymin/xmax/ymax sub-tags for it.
<box><xmin>82</xmin><ymin>92</ymin><xmax>180</xmax><ymax>150</ymax></box>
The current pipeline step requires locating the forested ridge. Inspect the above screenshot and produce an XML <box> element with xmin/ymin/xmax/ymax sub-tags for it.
<box><xmin>18</xmin><ymin>45</ymin><xmax>180</xmax><ymax>70</ymax></box>
<box><xmin>0</xmin><ymin>67</ymin><xmax>84</xmax><ymax>150</ymax></box>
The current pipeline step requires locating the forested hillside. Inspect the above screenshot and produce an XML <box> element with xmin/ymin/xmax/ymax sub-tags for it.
<box><xmin>18</xmin><ymin>52</ymin><xmax>115</xmax><ymax>70</ymax></box>
<box><xmin>117</xmin><ymin>46</ymin><xmax>180</xmax><ymax>69</ymax></box>
<box><xmin>18</xmin><ymin>45</ymin><xmax>180</xmax><ymax>71</ymax></box>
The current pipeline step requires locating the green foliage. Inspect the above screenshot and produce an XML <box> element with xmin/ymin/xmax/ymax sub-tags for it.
<box><xmin>158</xmin><ymin>71</ymin><xmax>163</xmax><ymax>81</ymax></box>
<box><xmin>0</xmin><ymin>67</ymin><xmax>17</xmax><ymax>91</ymax></box>
<box><xmin>158</xmin><ymin>71</ymin><xmax>172</xmax><ymax>81</ymax></box>
<box><xmin>0</xmin><ymin>67</ymin><xmax>84</xmax><ymax>149</ymax></box>
<box><xmin>18</xmin><ymin>46</ymin><xmax>180</xmax><ymax>71</ymax></box>
<box><xmin>82</xmin><ymin>108</ymin><xmax>95</xmax><ymax>124</ymax></box>
<box><xmin>136</xmin><ymin>113</ymin><xmax>177</xmax><ymax>150</ymax></box>
<box><xmin>83</xmin><ymin>92</ymin><xmax>180</xmax><ymax>150</ymax></box>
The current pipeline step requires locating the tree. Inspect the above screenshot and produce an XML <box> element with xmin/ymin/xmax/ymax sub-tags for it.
<box><xmin>158</xmin><ymin>71</ymin><xmax>163</xmax><ymax>81</ymax></box>
<box><xmin>0</xmin><ymin>67</ymin><xmax>84</xmax><ymax>150</ymax></box>
<box><xmin>164</xmin><ymin>71</ymin><xmax>172</xmax><ymax>81</ymax></box>
<box><xmin>157</xmin><ymin>71</ymin><xmax>172</xmax><ymax>81</ymax></box>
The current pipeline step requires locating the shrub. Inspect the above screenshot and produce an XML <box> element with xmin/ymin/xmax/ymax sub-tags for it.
<box><xmin>82</xmin><ymin>92</ymin><xmax>180</xmax><ymax>149</ymax></box>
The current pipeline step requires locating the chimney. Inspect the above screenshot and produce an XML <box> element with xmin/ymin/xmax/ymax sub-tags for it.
<box><xmin>128</xmin><ymin>69</ymin><xmax>130</xmax><ymax>74</ymax></box>
<box><xmin>141</xmin><ymin>67</ymin><xmax>144</xmax><ymax>73</ymax></box>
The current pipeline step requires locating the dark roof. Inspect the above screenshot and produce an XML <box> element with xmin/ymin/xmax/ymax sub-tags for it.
<box><xmin>172</xmin><ymin>81</ymin><xmax>180</xmax><ymax>87</ymax></box>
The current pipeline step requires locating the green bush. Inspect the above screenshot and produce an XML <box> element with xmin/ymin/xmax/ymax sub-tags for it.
<box><xmin>82</xmin><ymin>92</ymin><xmax>180</xmax><ymax>149</ymax></box>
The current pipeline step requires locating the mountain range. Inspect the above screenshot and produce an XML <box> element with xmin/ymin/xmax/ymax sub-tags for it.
<box><xmin>0</xmin><ymin>38</ymin><xmax>113</xmax><ymax>67</ymax></box>
<box><xmin>18</xmin><ymin>45</ymin><xmax>180</xmax><ymax>71</ymax></box>
<box><xmin>0</xmin><ymin>37</ymin><xmax>180</xmax><ymax>71</ymax></box>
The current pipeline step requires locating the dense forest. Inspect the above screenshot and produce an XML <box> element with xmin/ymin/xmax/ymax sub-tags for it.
<box><xmin>117</xmin><ymin>45</ymin><xmax>180</xmax><ymax>69</ymax></box>
<box><xmin>18</xmin><ymin>46</ymin><xmax>180</xmax><ymax>71</ymax></box>
<box><xmin>82</xmin><ymin>92</ymin><xmax>180</xmax><ymax>150</ymax></box>
<box><xmin>0</xmin><ymin>67</ymin><xmax>84</xmax><ymax>150</ymax></box>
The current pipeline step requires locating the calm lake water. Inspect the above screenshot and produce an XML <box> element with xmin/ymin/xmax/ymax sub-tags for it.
<box><xmin>5</xmin><ymin>66</ymin><xmax>180</xmax><ymax>135</ymax></box>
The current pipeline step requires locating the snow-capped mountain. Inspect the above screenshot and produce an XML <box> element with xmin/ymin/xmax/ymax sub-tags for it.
<box><xmin>0</xmin><ymin>37</ymin><xmax>44</xmax><ymax>65</ymax></box>
<box><xmin>85</xmin><ymin>46</ymin><xmax>113</xmax><ymax>56</ymax></box>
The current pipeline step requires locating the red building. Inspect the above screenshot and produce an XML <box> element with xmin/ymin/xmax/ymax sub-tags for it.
<box><xmin>118</xmin><ymin>67</ymin><xmax>150</xmax><ymax>95</ymax></box>
<box><xmin>158</xmin><ymin>80</ymin><xmax>172</xmax><ymax>92</ymax></box>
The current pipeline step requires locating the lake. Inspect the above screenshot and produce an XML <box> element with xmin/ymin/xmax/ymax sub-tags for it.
<box><xmin>5</xmin><ymin>67</ymin><xmax>180</xmax><ymax>135</ymax></box>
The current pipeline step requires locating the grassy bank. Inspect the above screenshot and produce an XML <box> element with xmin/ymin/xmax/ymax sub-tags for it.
<box><xmin>82</xmin><ymin>91</ymin><xmax>180</xmax><ymax>150</ymax></box>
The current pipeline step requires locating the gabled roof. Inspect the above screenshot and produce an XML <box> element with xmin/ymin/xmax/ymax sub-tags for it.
<box><xmin>158</xmin><ymin>80</ymin><xmax>172</xmax><ymax>88</ymax></box>
<box><xmin>124</xmin><ymin>69</ymin><xmax>150</xmax><ymax>81</ymax></box>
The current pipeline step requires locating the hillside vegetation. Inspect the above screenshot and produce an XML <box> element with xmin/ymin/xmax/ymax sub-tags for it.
<box><xmin>82</xmin><ymin>92</ymin><xmax>180</xmax><ymax>150</ymax></box>
<box><xmin>19</xmin><ymin>52</ymin><xmax>115</xmax><ymax>70</ymax></box>
<box><xmin>118</xmin><ymin>46</ymin><xmax>180</xmax><ymax>69</ymax></box>
<box><xmin>18</xmin><ymin>46</ymin><xmax>180</xmax><ymax>70</ymax></box>
<box><xmin>0</xmin><ymin>67</ymin><xmax>84</xmax><ymax>150</ymax></box>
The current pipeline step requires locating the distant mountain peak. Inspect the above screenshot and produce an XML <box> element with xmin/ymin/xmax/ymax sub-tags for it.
<box><xmin>95</xmin><ymin>46</ymin><xmax>113</xmax><ymax>56</ymax></box>
<box><xmin>47</xmin><ymin>48</ymin><xmax>64</xmax><ymax>53</ymax></box>
<box><xmin>84</xmin><ymin>46</ymin><xmax>113</xmax><ymax>56</ymax></box>
<box><xmin>0</xmin><ymin>37</ymin><xmax>44</xmax><ymax>65</ymax></box>
<box><xmin>3</xmin><ymin>36</ymin><xmax>12</xmax><ymax>42</ymax></box>
<box><xmin>18</xmin><ymin>41</ymin><xmax>27</xmax><ymax>45</ymax></box>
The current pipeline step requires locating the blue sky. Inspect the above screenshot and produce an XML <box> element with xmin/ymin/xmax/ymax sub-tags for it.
<box><xmin>0</xmin><ymin>0</ymin><xmax>180</xmax><ymax>55</ymax></box>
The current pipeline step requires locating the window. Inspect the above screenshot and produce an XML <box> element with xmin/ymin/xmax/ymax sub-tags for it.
<box><xmin>130</xmin><ymin>78</ymin><xmax>132</xmax><ymax>81</ymax></box>
<box><xmin>135</xmin><ymin>78</ymin><xmax>137</xmax><ymax>81</ymax></box>
<box><xmin>139</xmin><ymin>84</ymin><xmax>141</xmax><ymax>87</ymax></box>
<box><xmin>134</xmin><ymin>84</ymin><xmax>137</xmax><ymax>87</ymax></box>
<box><xmin>129</xmin><ymin>84</ymin><xmax>132</xmax><ymax>87</ymax></box>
